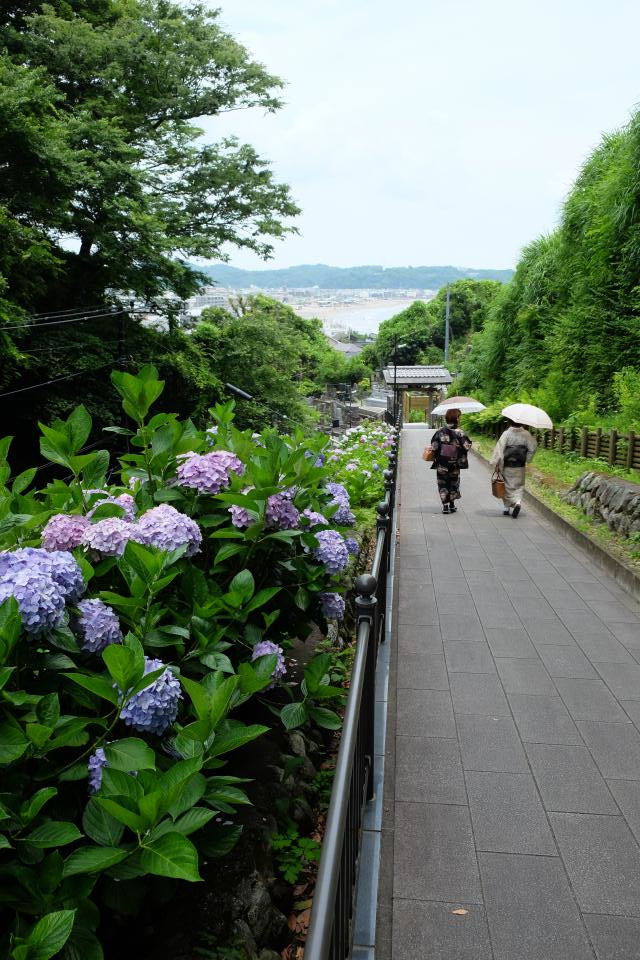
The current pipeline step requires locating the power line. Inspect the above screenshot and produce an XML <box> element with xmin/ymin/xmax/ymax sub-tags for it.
<box><xmin>17</xmin><ymin>339</ymin><xmax>121</xmax><ymax>355</ymax></box>
<box><xmin>30</xmin><ymin>304</ymin><xmax>112</xmax><ymax>319</ymax></box>
<box><xmin>0</xmin><ymin>308</ymin><xmax>144</xmax><ymax>333</ymax></box>
<box><xmin>0</xmin><ymin>361</ymin><xmax>120</xmax><ymax>400</ymax></box>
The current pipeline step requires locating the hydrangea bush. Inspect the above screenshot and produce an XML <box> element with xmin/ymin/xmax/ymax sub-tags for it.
<box><xmin>0</xmin><ymin>366</ymin><xmax>397</xmax><ymax>959</ymax></box>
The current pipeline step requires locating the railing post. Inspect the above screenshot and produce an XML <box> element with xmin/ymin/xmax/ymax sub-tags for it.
<box><xmin>376</xmin><ymin>500</ymin><xmax>390</xmax><ymax>617</ymax></box>
<box><xmin>628</xmin><ymin>431</ymin><xmax>636</xmax><ymax>471</ymax></box>
<box><xmin>609</xmin><ymin>428</ymin><xmax>618</xmax><ymax>466</ymax></box>
<box><xmin>355</xmin><ymin>574</ymin><xmax>377</xmax><ymax>802</ymax></box>
<box><xmin>581</xmin><ymin>427</ymin><xmax>589</xmax><ymax>458</ymax></box>
<box><xmin>558</xmin><ymin>427</ymin><xmax>564</xmax><ymax>454</ymax></box>
<box><xmin>595</xmin><ymin>427</ymin><xmax>602</xmax><ymax>459</ymax></box>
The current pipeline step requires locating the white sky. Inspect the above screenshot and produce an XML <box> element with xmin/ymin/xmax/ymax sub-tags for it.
<box><xmin>204</xmin><ymin>0</ymin><xmax>640</xmax><ymax>271</ymax></box>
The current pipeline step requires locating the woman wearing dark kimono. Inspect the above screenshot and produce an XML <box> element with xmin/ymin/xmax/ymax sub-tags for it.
<box><xmin>430</xmin><ymin>408</ymin><xmax>472</xmax><ymax>514</ymax></box>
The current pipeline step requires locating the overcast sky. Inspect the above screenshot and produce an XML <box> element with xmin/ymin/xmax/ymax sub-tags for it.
<box><xmin>204</xmin><ymin>0</ymin><xmax>640</xmax><ymax>271</ymax></box>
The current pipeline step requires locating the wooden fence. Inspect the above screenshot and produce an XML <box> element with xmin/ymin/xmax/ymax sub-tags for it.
<box><xmin>481</xmin><ymin>424</ymin><xmax>640</xmax><ymax>472</ymax></box>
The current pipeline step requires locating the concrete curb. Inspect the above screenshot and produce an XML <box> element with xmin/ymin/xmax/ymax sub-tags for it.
<box><xmin>470</xmin><ymin>448</ymin><xmax>640</xmax><ymax>604</ymax></box>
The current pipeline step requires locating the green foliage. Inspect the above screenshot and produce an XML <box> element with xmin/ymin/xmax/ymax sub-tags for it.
<box><xmin>0</xmin><ymin>368</ymin><xmax>392</xmax><ymax>958</ymax></box>
<box><xmin>270</xmin><ymin>822</ymin><xmax>321</xmax><ymax>885</ymax></box>
<box><xmin>371</xmin><ymin>280</ymin><xmax>502</xmax><ymax>368</ymax></box>
<box><xmin>456</xmin><ymin>110</ymin><xmax>640</xmax><ymax>428</ymax></box>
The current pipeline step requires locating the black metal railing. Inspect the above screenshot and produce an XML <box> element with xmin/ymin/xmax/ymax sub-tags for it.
<box><xmin>304</xmin><ymin>418</ymin><xmax>401</xmax><ymax>960</ymax></box>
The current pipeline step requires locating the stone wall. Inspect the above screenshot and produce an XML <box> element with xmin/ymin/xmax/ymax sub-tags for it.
<box><xmin>562</xmin><ymin>471</ymin><xmax>640</xmax><ymax>536</ymax></box>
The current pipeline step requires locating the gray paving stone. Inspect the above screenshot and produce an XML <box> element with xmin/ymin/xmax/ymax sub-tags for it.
<box><xmin>474</xmin><ymin>602</ymin><xmax>523</xmax><ymax>629</ymax></box>
<box><xmin>444</xmin><ymin>640</ymin><xmax>496</xmax><ymax>674</ymax></box>
<box><xmin>439</xmin><ymin>612</ymin><xmax>485</xmax><ymax>640</ymax></box>
<box><xmin>479</xmin><ymin>852</ymin><xmax>594</xmax><ymax>960</ymax></box>
<box><xmin>397</xmin><ymin>653</ymin><xmax>449</xmax><ymax>690</ymax></box>
<box><xmin>605</xmin><ymin>779</ymin><xmax>640</xmax><ymax>845</ymax></box>
<box><xmin>508</xmin><ymin>693</ymin><xmax>582</xmax><ymax>745</ymax></box>
<box><xmin>392</xmin><ymin>899</ymin><xmax>492</xmax><ymax>960</ymax></box>
<box><xmin>554</xmin><ymin>678</ymin><xmax>629</xmax><ymax>722</ymax></box>
<box><xmin>571</xmin><ymin>580</ymin><xmax>619</xmax><ymax>602</ymax></box>
<box><xmin>484</xmin><ymin>627</ymin><xmax>537</xmax><ymax>658</ymax></box>
<box><xmin>608</xmin><ymin>620</ymin><xmax>640</xmax><ymax>649</ymax></box>
<box><xmin>563</xmin><ymin>609</ymin><xmax>613</xmax><ymax>636</ymax></box>
<box><xmin>466</xmin><ymin>770</ymin><xmax>556</xmax><ymax>854</ymax></box>
<box><xmin>435</xmin><ymin>592</ymin><xmax>478</xmax><ymax>615</ymax></box>
<box><xmin>495</xmin><ymin>657</ymin><xmax>556</xmax><ymax>695</ymax></box>
<box><xmin>576</xmin><ymin>720</ymin><xmax>640</xmax><ymax>780</ymax></box>
<box><xmin>395</xmin><ymin>736</ymin><xmax>467</xmax><ymax>804</ymax></box>
<box><xmin>397</xmin><ymin>623</ymin><xmax>443</xmax><ymax>655</ymax></box>
<box><xmin>397</xmin><ymin>596</ymin><xmax>438</xmax><ymax>625</ymax></box>
<box><xmin>525</xmin><ymin>620</ymin><xmax>575</xmax><ymax>645</ymax></box>
<box><xmin>549</xmin><ymin>812</ymin><xmax>640</xmax><ymax>915</ymax></box>
<box><xmin>431</xmin><ymin>577</ymin><xmax>472</xmax><ymax>596</ymax></box>
<box><xmin>525</xmin><ymin>742</ymin><xmax>618</xmax><ymax>813</ymax></box>
<box><xmin>394</xmin><ymin>802</ymin><xmax>482</xmax><ymax>902</ymax></box>
<box><xmin>622</xmin><ymin>699</ymin><xmax>640</xmax><ymax>730</ymax></box>
<box><xmin>396</xmin><ymin>688</ymin><xmax>456</xmax><ymax>739</ymax></box>
<box><xmin>449</xmin><ymin>673</ymin><xmax>510</xmax><ymax>717</ymax></box>
<box><xmin>574</xmin><ymin>632</ymin><xmax>636</xmax><ymax>663</ymax></box>
<box><xmin>457</xmin><ymin>715</ymin><xmax>529</xmax><ymax>773</ymax></box>
<box><xmin>588</xmin><ymin>600</ymin><xmax>640</xmax><ymax>623</ymax></box>
<box><xmin>595</xmin><ymin>661</ymin><xmax>640</xmax><ymax>699</ymax></box>
<box><xmin>536</xmin><ymin>642</ymin><xmax>599</xmax><ymax>679</ymax></box>
<box><xmin>583</xmin><ymin>915</ymin><xmax>640</xmax><ymax>960</ymax></box>
<box><xmin>511</xmin><ymin>596</ymin><xmax>558</xmax><ymax>620</ymax></box>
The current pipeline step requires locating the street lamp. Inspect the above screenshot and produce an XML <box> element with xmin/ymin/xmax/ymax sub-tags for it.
<box><xmin>393</xmin><ymin>337</ymin><xmax>407</xmax><ymax>423</ymax></box>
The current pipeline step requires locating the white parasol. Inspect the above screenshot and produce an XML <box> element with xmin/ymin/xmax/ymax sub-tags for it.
<box><xmin>431</xmin><ymin>395</ymin><xmax>486</xmax><ymax>416</ymax></box>
<box><xmin>501</xmin><ymin>403</ymin><xmax>553</xmax><ymax>430</ymax></box>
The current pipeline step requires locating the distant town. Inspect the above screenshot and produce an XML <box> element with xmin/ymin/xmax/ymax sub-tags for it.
<box><xmin>185</xmin><ymin>286</ymin><xmax>436</xmax><ymax>339</ymax></box>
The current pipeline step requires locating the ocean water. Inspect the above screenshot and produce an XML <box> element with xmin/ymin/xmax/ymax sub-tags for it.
<box><xmin>297</xmin><ymin>301</ymin><xmax>411</xmax><ymax>336</ymax></box>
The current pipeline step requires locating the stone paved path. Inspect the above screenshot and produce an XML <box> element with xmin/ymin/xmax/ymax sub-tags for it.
<box><xmin>380</xmin><ymin>426</ymin><xmax>640</xmax><ymax>960</ymax></box>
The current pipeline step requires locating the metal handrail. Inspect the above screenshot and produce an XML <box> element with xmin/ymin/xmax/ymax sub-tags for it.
<box><xmin>304</xmin><ymin>419</ymin><xmax>400</xmax><ymax>960</ymax></box>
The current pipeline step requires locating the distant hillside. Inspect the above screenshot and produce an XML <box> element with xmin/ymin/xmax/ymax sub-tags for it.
<box><xmin>197</xmin><ymin>263</ymin><xmax>514</xmax><ymax>290</ymax></box>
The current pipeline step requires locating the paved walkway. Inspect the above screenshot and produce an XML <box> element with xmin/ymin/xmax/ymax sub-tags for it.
<box><xmin>379</xmin><ymin>426</ymin><xmax>640</xmax><ymax>960</ymax></box>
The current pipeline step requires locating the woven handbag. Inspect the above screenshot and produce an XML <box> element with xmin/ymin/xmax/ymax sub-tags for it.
<box><xmin>422</xmin><ymin>446</ymin><xmax>434</xmax><ymax>462</ymax></box>
<box><xmin>491</xmin><ymin>468</ymin><xmax>506</xmax><ymax>499</ymax></box>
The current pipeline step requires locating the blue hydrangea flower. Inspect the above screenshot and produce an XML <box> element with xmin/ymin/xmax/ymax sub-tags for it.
<box><xmin>325</xmin><ymin>482</ymin><xmax>349</xmax><ymax>505</ymax></box>
<box><xmin>119</xmin><ymin>657</ymin><xmax>182</xmax><ymax>735</ymax></box>
<box><xmin>75</xmin><ymin>599</ymin><xmax>122</xmax><ymax>653</ymax></box>
<box><xmin>0</xmin><ymin>564</ymin><xmax>66</xmax><ymax>636</ymax></box>
<box><xmin>265</xmin><ymin>494</ymin><xmax>300</xmax><ymax>530</ymax></box>
<box><xmin>229</xmin><ymin>486</ymin><xmax>255</xmax><ymax>529</ymax></box>
<box><xmin>0</xmin><ymin>548</ymin><xmax>85</xmax><ymax>636</ymax></box>
<box><xmin>312</xmin><ymin>530</ymin><xmax>349</xmax><ymax>574</ymax></box>
<box><xmin>137</xmin><ymin>505</ymin><xmax>202</xmax><ymax>557</ymax></box>
<box><xmin>345</xmin><ymin>537</ymin><xmax>359</xmax><ymax>556</ymax></box>
<box><xmin>319</xmin><ymin>592</ymin><xmax>346</xmax><ymax>620</ymax></box>
<box><xmin>42</xmin><ymin>514</ymin><xmax>90</xmax><ymax>551</ymax></box>
<box><xmin>251</xmin><ymin>640</ymin><xmax>287</xmax><ymax>688</ymax></box>
<box><xmin>88</xmin><ymin>747</ymin><xmax>107</xmax><ymax>794</ymax></box>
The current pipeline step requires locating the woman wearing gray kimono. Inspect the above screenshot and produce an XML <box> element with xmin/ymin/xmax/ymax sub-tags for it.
<box><xmin>490</xmin><ymin>420</ymin><xmax>537</xmax><ymax>517</ymax></box>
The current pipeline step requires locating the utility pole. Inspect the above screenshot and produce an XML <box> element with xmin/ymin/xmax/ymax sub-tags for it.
<box><xmin>444</xmin><ymin>285</ymin><xmax>450</xmax><ymax>363</ymax></box>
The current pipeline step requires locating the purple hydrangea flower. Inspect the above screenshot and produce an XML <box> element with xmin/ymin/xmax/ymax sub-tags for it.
<box><xmin>137</xmin><ymin>505</ymin><xmax>202</xmax><ymax>557</ymax></box>
<box><xmin>75</xmin><ymin>598</ymin><xmax>122</xmax><ymax>653</ymax></box>
<box><xmin>176</xmin><ymin>450</ymin><xmax>244</xmax><ymax>495</ymax></box>
<box><xmin>304</xmin><ymin>450</ymin><xmax>325</xmax><ymax>467</ymax></box>
<box><xmin>87</xmin><ymin>493</ymin><xmax>136</xmax><ymax>522</ymax></box>
<box><xmin>332</xmin><ymin>503</ymin><xmax>356</xmax><ymax>526</ymax></box>
<box><xmin>319</xmin><ymin>592</ymin><xmax>345</xmax><ymax>620</ymax></box>
<box><xmin>119</xmin><ymin>657</ymin><xmax>182</xmax><ymax>735</ymax></box>
<box><xmin>325</xmin><ymin>482</ymin><xmax>349</xmax><ymax>505</ymax></box>
<box><xmin>345</xmin><ymin>537</ymin><xmax>359</xmax><ymax>556</ymax></box>
<box><xmin>205</xmin><ymin>425</ymin><xmax>219</xmax><ymax>445</ymax></box>
<box><xmin>266</xmin><ymin>494</ymin><xmax>300</xmax><ymax>530</ymax></box>
<box><xmin>312</xmin><ymin>530</ymin><xmax>349</xmax><ymax>574</ymax></box>
<box><xmin>42</xmin><ymin>514</ymin><xmax>90</xmax><ymax>551</ymax></box>
<box><xmin>345</xmin><ymin>462</ymin><xmax>358</xmax><ymax>471</ymax></box>
<box><xmin>88</xmin><ymin>747</ymin><xmax>107</xmax><ymax>794</ymax></box>
<box><xmin>229</xmin><ymin>486</ymin><xmax>255</xmax><ymax>529</ymax></box>
<box><xmin>251</xmin><ymin>640</ymin><xmax>287</xmax><ymax>687</ymax></box>
<box><xmin>301</xmin><ymin>509</ymin><xmax>328</xmax><ymax>527</ymax></box>
<box><xmin>82</xmin><ymin>518</ymin><xmax>143</xmax><ymax>557</ymax></box>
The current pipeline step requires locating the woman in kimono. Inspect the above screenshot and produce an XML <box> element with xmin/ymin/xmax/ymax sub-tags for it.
<box><xmin>430</xmin><ymin>408</ymin><xmax>472</xmax><ymax>514</ymax></box>
<box><xmin>490</xmin><ymin>419</ymin><xmax>537</xmax><ymax>518</ymax></box>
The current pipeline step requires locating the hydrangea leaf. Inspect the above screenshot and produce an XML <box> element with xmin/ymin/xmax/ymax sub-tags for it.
<box><xmin>82</xmin><ymin>798</ymin><xmax>125</xmax><ymax>848</ymax></box>
<box><xmin>140</xmin><ymin>832</ymin><xmax>201</xmax><ymax>882</ymax></box>
<box><xmin>24</xmin><ymin>909</ymin><xmax>76</xmax><ymax>960</ymax></box>
<box><xmin>26</xmin><ymin>821</ymin><xmax>83</xmax><ymax>848</ymax></box>
<box><xmin>62</xmin><ymin>845</ymin><xmax>130</xmax><ymax>878</ymax></box>
<box><xmin>103</xmin><ymin>739</ymin><xmax>155</xmax><ymax>773</ymax></box>
<box><xmin>280</xmin><ymin>702</ymin><xmax>309</xmax><ymax>731</ymax></box>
